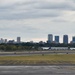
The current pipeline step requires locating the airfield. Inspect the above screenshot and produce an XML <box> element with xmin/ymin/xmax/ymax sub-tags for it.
<box><xmin>0</xmin><ymin>50</ymin><xmax>75</xmax><ymax>56</ymax></box>
<box><xmin>0</xmin><ymin>50</ymin><xmax>75</xmax><ymax>75</ymax></box>
<box><xmin>0</xmin><ymin>66</ymin><xmax>75</xmax><ymax>75</ymax></box>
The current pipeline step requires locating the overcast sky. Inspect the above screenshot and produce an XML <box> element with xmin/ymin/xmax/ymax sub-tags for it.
<box><xmin>0</xmin><ymin>0</ymin><xmax>75</xmax><ymax>42</ymax></box>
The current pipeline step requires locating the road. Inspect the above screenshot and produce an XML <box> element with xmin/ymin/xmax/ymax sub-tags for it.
<box><xmin>0</xmin><ymin>50</ymin><xmax>75</xmax><ymax>56</ymax></box>
<box><xmin>0</xmin><ymin>66</ymin><xmax>75</xmax><ymax>75</ymax></box>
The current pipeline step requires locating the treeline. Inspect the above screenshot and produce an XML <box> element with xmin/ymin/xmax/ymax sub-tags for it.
<box><xmin>0</xmin><ymin>44</ymin><xmax>33</xmax><ymax>51</ymax></box>
<box><xmin>0</xmin><ymin>42</ymin><xmax>75</xmax><ymax>51</ymax></box>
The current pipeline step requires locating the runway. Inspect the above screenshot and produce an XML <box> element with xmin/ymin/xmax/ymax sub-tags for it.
<box><xmin>0</xmin><ymin>50</ymin><xmax>75</xmax><ymax>56</ymax></box>
<box><xmin>0</xmin><ymin>66</ymin><xmax>75</xmax><ymax>75</ymax></box>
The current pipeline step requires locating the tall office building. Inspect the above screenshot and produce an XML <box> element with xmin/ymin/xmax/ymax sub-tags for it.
<box><xmin>17</xmin><ymin>37</ymin><xmax>21</xmax><ymax>43</ymax></box>
<box><xmin>55</xmin><ymin>36</ymin><xmax>59</xmax><ymax>43</ymax></box>
<box><xmin>63</xmin><ymin>35</ymin><xmax>68</xmax><ymax>44</ymax></box>
<box><xmin>72</xmin><ymin>36</ymin><xmax>75</xmax><ymax>43</ymax></box>
<box><xmin>0</xmin><ymin>38</ymin><xmax>4</xmax><ymax>43</ymax></box>
<box><xmin>5</xmin><ymin>39</ymin><xmax>7</xmax><ymax>43</ymax></box>
<box><xmin>48</xmin><ymin>34</ymin><xmax>53</xmax><ymax>43</ymax></box>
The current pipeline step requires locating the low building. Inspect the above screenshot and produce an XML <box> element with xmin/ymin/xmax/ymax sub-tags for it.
<box><xmin>8</xmin><ymin>40</ymin><xmax>15</xmax><ymax>44</ymax></box>
<box><xmin>41</xmin><ymin>47</ymin><xmax>50</xmax><ymax>50</ymax></box>
<box><xmin>51</xmin><ymin>47</ymin><xmax>68</xmax><ymax>50</ymax></box>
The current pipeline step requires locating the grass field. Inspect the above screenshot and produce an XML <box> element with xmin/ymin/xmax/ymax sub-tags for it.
<box><xmin>0</xmin><ymin>54</ymin><xmax>75</xmax><ymax>65</ymax></box>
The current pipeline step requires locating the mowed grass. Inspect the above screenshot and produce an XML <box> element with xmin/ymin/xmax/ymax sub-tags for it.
<box><xmin>0</xmin><ymin>54</ymin><xmax>75</xmax><ymax>65</ymax></box>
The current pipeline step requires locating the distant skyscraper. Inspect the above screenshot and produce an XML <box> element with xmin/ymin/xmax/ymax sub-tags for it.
<box><xmin>5</xmin><ymin>39</ymin><xmax>7</xmax><ymax>43</ymax></box>
<box><xmin>48</xmin><ymin>34</ymin><xmax>53</xmax><ymax>43</ymax></box>
<box><xmin>63</xmin><ymin>35</ymin><xmax>68</xmax><ymax>44</ymax></box>
<box><xmin>72</xmin><ymin>36</ymin><xmax>75</xmax><ymax>43</ymax></box>
<box><xmin>55</xmin><ymin>36</ymin><xmax>59</xmax><ymax>43</ymax></box>
<box><xmin>17</xmin><ymin>37</ymin><xmax>21</xmax><ymax>43</ymax></box>
<box><xmin>0</xmin><ymin>38</ymin><xmax>4</xmax><ymax>43</ymax></box>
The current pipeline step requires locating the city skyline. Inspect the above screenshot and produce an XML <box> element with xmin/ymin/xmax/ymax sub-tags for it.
<box><xmin>0</xmin><ymin>0</ymin><xmax>75</xmax><ymax>42</ymax></box>
<box><xmin>47</xmin><ymin>34</ymin><xmax>75</xmax><ymax>43</ymax></box>
<box><xmin>0</xmin><ymin>34</ymin><xmax>75</xmax><ymax>43</ymax></box>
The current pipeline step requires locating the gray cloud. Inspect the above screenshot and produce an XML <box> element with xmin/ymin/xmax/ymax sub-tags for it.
<box><xmin>0</xmin><ymin>0</ymin><xmax>74</xmax><ymax>20</ymax></box>
<box><xmin>35</xmin><ymin>1</ymin><xmax>75</xmax><ymax>11</ymax></box>
<box><xmin>0</xmin><ymin>0</ymin><xmax>63</xmax><ymax>20</ymax></box>
<box><xmin>0</xmin><ymin>9</ymin><xmax>61</xmax><ymax>20</ymax></box>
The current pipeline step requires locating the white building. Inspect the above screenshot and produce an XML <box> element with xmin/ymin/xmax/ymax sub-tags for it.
<box><xmin>51</xmin><ymin>47</ymin><xmax>68</xmax><ymax>50</ymax></box>
<box><xmin>17</xmin><ymin>37</ymin><xmax>21</xmax><ymax>43</ymax></box>
<box><xmin>48</xmin><ymin>34</ymin><xmax>53</xmax><ymax>43</ymax></box>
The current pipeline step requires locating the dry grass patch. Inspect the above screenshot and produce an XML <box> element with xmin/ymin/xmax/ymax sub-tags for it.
<box><xmin>0</xmin><ymin>54</ymin><xmax>75</xmax><ymax>65</ymax></box>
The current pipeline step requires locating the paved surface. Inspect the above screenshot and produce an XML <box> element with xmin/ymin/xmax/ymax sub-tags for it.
<box><xmin>0</xmin><ymin>50</ymin><xmax>75</xmax><ymax>56</ymax></box>
<box><xmin>0</xmin><ymin>66</ymin><xmax>75</xmax><ymax>75</ymax></box>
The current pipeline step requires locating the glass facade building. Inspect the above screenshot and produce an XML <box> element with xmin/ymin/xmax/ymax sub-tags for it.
<box><xmin>72</xmin><ymin>36</ymin><xmax>75</xmax><ymax>43</ymax></box>
<box><xmin>63</xmin><ymin>35</ymin><xmax>68</xmax><ymax>44</ymax></box>
<box><xmin>55</xmin><ymin>36</ymin><xmax>59</xmax><ymax>43</ymax></box>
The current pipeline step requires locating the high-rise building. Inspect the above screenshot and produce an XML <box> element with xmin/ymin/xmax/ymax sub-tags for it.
<box><xmin>63</xmin><ymin>35</ymin><xmax>68</xmax><ymax>44</ymax></box>
<box><xmin>17</xmin><ymin>37</ymin><xmax>21</xmax><ymax>43</ymax></box>
<box><xmin>0</xmin><ymin>38</ymin><xmax>4</xmax><ymax>43</ymax></box>
<box><xmin>5</xmin><ymin>39</ymin><xmax>7</xmax><ymax>43</ymax></box>
<box><xmin>55</xmin><ymin>36</ymin><xmax>59</xmax><ymax>43</ymax></box>
<box><xmin>47</xmin><ymin>34</ymin><xmax>53</xmax><ymax>43</ymax></box>
<box><xmin>72</xmin><ymin>36</ymin><xmax>75</xmax><ymax>43</ymax></box>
